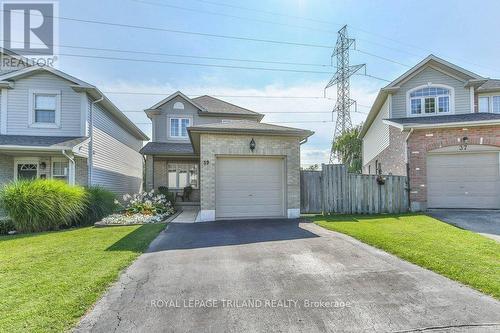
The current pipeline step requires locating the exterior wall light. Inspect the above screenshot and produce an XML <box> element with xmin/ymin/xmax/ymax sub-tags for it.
<box><xmin>250</xmin><ymin>138</ymin><xmax>256</xmax><ymax>152</ymax></box>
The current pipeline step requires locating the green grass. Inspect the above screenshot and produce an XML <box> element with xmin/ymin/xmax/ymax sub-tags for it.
<box><xmin>313</xmin><ymin>214</ymin><xmax>500</xmax><ymax>299</ymax></box>
<box><xmin>0</xmin><ymin>224</ymin><xmax>165</xmax><ymax>332</ymax></box>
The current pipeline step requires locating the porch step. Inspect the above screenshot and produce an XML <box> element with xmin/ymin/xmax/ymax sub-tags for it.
<box><xmin>175</xmin><ymin>201</ymin><xmax>200</xmax><ymax>207</ymax></box>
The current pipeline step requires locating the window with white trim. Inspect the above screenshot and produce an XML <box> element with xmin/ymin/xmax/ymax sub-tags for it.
<box><xmin>29</xmin><ymin>90</ymin><xmax>61</xmax><ymax>127</ymax></box>
<box><xmin>169</xmin><ymin>118</ymin><xmax>190</xmax><ymax>138</ymax></box>
<box><xmin>167</xmin><ymin>163</ymin><xmax>198</xmax><ymax>189</ymax></box>
<box><xmin>173</xmin><ymin>102</ymin><xmax>185</xmax><ymax>110</ymax></box>
<box><xmin>492</xmin><ymin>96</ymin><xmax>500</xmax><ymax>113</ymax></box>
<box><xmin>52</xmin><ymin>160</ymin><xmax>68</xmax><ymax>180</ymax></box>
<box><xmin>409</xmin><ymin>86</ymin><xmax>451</xmax><ymax>115</ymax></box>
<box><xmin>479</xmin><ymin>96</ymin><xmax>490</xmax><ymax>113</ymax></box>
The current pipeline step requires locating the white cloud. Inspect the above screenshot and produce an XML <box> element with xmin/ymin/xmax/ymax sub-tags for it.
<box><xmin>99</xmin><ymin>80</ymin><xmax>379</xmax><ymax>166</ymax></box>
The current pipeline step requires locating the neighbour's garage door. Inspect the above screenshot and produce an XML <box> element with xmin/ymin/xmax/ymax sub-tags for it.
<box><xmin>427</xmin><ymin>152</ymin><xmax>500</xmax><ymax>209</ymax></box>
<box><xmin>216</xmin><ymin>157</ymin><xmax>285</xmax><ymax>219</ymax></box>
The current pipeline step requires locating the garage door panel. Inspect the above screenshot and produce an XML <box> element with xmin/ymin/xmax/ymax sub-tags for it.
<box><xmin>427</xmin><ymin>152</ymin><xmax>500</xmax><ymax>209</ymax></box>
<box><xmin>216</xmin><ymin>157</ymin><xmax>285</xmax><ymax>219</ymax></box>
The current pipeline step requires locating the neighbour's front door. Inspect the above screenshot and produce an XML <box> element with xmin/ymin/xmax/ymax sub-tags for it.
<box><xmin>17</xmin><ymin>163</ymin><xmax>38</xmax><ymax>180</ymax></box>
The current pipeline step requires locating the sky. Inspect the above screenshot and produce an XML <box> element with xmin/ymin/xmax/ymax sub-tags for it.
<box><xmin>47</xmin><ymin>0</ymin><xmax>500</xmax><ymax>166</ymax></box>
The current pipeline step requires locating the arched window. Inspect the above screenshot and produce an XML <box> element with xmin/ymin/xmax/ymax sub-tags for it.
<box><xmin>408</xmin><ymin>85</ymin><xmax>452</xmax><ymax>115</ymax></box>
<box><xmin>173</xmin><ymin>102</ymin><xmax>185</xmax><ymax>110</ymax></box>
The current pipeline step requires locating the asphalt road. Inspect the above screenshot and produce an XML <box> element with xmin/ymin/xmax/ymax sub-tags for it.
<box><xmin>75</xmin><ymin>219</ymin><xmax>500</xmax><ymax>332</ymax></box>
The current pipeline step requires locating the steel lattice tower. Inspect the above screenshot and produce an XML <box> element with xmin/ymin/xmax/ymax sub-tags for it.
<box><xmin>325</xmin><ymin>25</ymin><xmax>365</xmax><ymax>163</ymax></box>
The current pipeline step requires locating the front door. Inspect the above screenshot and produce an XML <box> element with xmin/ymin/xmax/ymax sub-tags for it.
<box><xmin>16</xmin><ymin>163</ymin><xmax>38</xmax><ymax>180</ymax></box>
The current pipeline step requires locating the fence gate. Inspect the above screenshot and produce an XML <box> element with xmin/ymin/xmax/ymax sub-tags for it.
<box><xmin>300</xmin><ymin>164</ymin><xmax>409</xmax><ymax>214</ymax></box>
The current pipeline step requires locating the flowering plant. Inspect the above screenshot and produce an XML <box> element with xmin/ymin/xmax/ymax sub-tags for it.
<box><xmin>118</xmin><ymin>190</ymin><xmax>175</xmax><ymax>216</ymax></box>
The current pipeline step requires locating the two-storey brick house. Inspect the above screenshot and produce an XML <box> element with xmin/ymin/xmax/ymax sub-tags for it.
<box><xmin>140</xmin><ymin>91</ymin><xmax>313</xmax><ymax>222</ymax></box>
<box><xmin>360</xmin><ymin>55</ymin><xmax>500</xmax><ymax>211</ymax></box>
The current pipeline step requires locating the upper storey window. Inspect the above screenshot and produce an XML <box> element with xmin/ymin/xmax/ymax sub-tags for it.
<box><xmin>170</xmin><ymin>118</ymin><xmax>190</xmax><ymax>138</ymax></box>
<box><xmin>408</xmin><ymin>86</ymin><xmax>452</xmax><ymax>116</ymax></box>
<box><xmin>29</xmin><ymin>89</ymin><xmax>61</xmax><ymax>128</ymax></box>
<box><xmin>173</xmin><ymin>102</ymin><xmax>185</xmax><ymax>110</ymax></box>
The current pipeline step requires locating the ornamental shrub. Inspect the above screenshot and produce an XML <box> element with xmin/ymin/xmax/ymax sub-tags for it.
<box><xmin>0</xmin><ymin>179</ymin><xmax>87</xmax><ymax>233</ymax></box>
<box><xmin>75</xmin><ymin>187</ymin><xmax>117</xmax><ymax>226</ymax></box>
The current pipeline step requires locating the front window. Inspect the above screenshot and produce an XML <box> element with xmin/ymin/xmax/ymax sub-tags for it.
<box><xmin>167</xmin><ymin>163</ymin><xmax>198</xmax><ymax>189</ymax></box>
<box><xmin>492</xmin><ymin>96</ymin><xmax>500</xmax><ymax>113</ymax></box>
<box><xmin>34</xmin><ymin>94</ymin><xmax>57</xmax><ymax>123</ymax></box>
<box><xmin>170</xmin><ymin>118</ymin><xmax>190</xmax><ymax>138</ymax></box>
<box><xmin>479</xmin><ymin>97</ymin><xmax>490</xmax><ymax>113</ymax></box>
<box><xmin>52</xmin><ymin>160</ymin><xmax>68</xmax><ymax>180</ymax></box>
<box><xmin>17</xmin><ymin>163</ymin><xmax>38</xmax><ymax>180</ymax></box>
<box><xmin>409</xmin><ymin>86</ymin><xmax>451</xmax><ymax>115</ymax></box>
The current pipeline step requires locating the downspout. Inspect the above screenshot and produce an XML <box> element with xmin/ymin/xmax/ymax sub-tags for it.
<box><xmin>88</xmin><ymin>93</ymin><xmax>104</xmax><ymax>185</ymax></box>
<box><xmin>404</xmin><ymin>128</ymin><xmax>414</xmax><ymax>211</ymax></box>
<box><xmin>62</xmin><ymin>149</ymin><xmax>75</xmax><ymax>186</ymax></box>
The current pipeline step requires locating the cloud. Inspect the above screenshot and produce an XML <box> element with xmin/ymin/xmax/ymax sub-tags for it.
<box><xmin>99</xmin><ymin>80</ymin><xmax>379</xmax><ymax>166</ymax></box>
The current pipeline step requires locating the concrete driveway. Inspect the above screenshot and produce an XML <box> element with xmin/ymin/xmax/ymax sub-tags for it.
<box><xmin>76</xmin><ymin>220</ymin><xmax>500</xmax><ymax>333</ymax></box>
<box><xmin>429</xmin><ymin>210</ymin><xmax>500</xmax><ymax>242</ymax></box>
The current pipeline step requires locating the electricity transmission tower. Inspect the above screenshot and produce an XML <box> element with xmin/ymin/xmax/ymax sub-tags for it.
<box><xmin>325</xmin><ymin>25</ymin><xmax>365</xmax><ymax>163</ymax></box>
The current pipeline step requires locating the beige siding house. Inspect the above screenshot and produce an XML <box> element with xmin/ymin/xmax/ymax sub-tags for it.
<box><xmin>141</xmin><ymin>91</ymin><xmax>313</xmax><ymax>222</ymax></box>
<box><xmin>360</xmin><ymin>54</ymin><xmax>500</xmax><ymax>211</ymax></box>
<box><xmin>0</xmin><ymin>50</ymin><xmax>148</xmax><ymax>196</ymax></box>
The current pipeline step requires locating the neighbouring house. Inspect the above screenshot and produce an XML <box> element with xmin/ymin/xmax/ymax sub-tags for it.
<box><xmin>360</xmin><ymin>54</ymin><xmax>500</xmax><ymax>211</ymax></box>
<box><xmin>140</xmin><ymin>91</ymin><xmax>313</xmax><ymax>221</ymax></box>
<box><xmin>0</xmin><ymin>49</ymin><xmax>149</xmax><ymax>196</ymax></box>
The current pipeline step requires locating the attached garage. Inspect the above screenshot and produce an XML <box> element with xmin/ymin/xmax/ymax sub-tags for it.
<box><xmin>216</xmin><ymin>157</ymin><xmax>285</xmax><ymax>219</ymax></box>
<box><xmin>188</xmin><ymin>121</ymin><xmax>313</xmax><ymax>222</ymax></box>
<box><xmin>427</xmin><ymin>151</ymin><xmax>500</xmax><ymax>209</ymax></box>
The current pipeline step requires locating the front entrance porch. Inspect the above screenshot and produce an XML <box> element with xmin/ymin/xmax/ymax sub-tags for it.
<box><xmin>0</xmin><ymin>152</ymin><xmax>88</xmax><ymax>187</ymax></box>
<box><xmin>148</xmin><ymin>156</ymin><xmax>200</xmax><ymax>204</ymax></box>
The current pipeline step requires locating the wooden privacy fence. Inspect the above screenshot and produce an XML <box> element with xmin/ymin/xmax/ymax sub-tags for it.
<box><xmin>300</xmin><ymin>164</ymin><xmax>409</xmax><ymax>214</ymax></box>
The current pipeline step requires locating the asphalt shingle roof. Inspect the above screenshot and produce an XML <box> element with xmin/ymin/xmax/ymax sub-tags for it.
<box><xmin>0</xmin><ymin>135</ymin><xmax>88</xmax><ymax>148</ymax></box>
<box><xmin>386</xmin><ymin>112</ymin><xmax>500</xmax><ymax>125</ymax></box>
<box><xmin>477</xmin><ymin>79</ymin><xmax>500</xmax><ymax>92</ymax></box>
<box><xmin>190</xmin><ymin>120</ymin><xmax>311</xmax><ymax>133</ymax></box>
<box><xmin>192</xmin><ymin>95</ymin><xmax>263</xmax><ymax>117</ymax></box>
<box><xmin>139</xmin><ymin>142</ymin><xmax>194</xmax><ymax>155</ymax></box>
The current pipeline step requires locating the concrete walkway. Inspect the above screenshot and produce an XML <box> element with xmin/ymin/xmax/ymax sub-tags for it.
<box><xmin>429</xmin><ymin>210</ymin><xmax>500</xmax><ymax>242</ymax></box>
<box><xmin>76</xmin><ymin>219</ymin><xmax>500</xmax><ymax>332</ymax></box>
<box><xmin>171</xmin><ymin>207</ymin><xmax>199</xmax><ymax>224</ymax></box>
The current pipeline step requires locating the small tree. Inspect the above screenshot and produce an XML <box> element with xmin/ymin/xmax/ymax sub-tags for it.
<box><xmin>332</xmin><ymin>124</ymin><xmax>362</xmax><ymax>173</ymax></box>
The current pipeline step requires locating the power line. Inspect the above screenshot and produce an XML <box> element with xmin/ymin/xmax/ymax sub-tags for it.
<box><xmin>355</xmin><ymin>49</ymin><xmax>412</xmax><ymax>68</ymax></box>
<box><xmin>122</xmin><ymin>109</ymin><xmax>370</xmax><ymax>113</ymax></box>
<box><xmin>2</xmin><ymin>9</ymin><xmax>333</xmax><ymax>50</ymax></box>
<box><xmin>130</xmin><ymin>0</ymin><xmax>337</xmax><ymax>35</ymax></box>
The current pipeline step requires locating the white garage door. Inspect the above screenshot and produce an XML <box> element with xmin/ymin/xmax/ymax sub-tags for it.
<box><xmin>216</xmin><ymin>157</ymin><xmax>285</xmax><ymax>219</ymax></box>
<box><xmin>427</xmin><ymin>152</ymin><xmax>500</xmax><ymax>209</ymax></box>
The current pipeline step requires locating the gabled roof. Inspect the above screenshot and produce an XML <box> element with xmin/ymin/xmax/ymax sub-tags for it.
<box><xmin>360</xmin><ymin>54</ymin><xmax>485</xmax><ymax>138</ymax></box>
<box><xmin>147</xmin><ymin>91</ymin><xmax>208</xmax><ymax>111</ymax></box>
<box><xmin>0</xmin><ymin>66</ymin><xmax>149</xmax><ymax>141</ymax></box>
<box><xmin>386</xmin><ymin>54</ymin><xmax>483</xmax><ymax>89</ymax></box>
<box><xmin>191</xmin><ymin>95</ymin><xmax>264</xmax><ymax>119</ymax></box>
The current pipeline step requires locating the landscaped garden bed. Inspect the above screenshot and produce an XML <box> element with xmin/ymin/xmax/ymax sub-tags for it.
<box><xmin>95</xmin><ymin>190</ymin><xmax>176</xmax><ymax>227</ymax></box>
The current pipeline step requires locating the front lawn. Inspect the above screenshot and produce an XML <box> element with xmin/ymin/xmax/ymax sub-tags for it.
<box><xmin>314</xmin><ymin>214</ymin><xmax>500</xmax><ymax>299</ymax></box>
<box><xmin>0</xmin><ymin>224</ymin><xmax>165</xmax><ymax>332</ymax></box>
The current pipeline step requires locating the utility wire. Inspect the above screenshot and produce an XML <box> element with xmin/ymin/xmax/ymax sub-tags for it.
<box><xmin>130</xmin><ymin>0</ymin><xmax>337</xmax><ymax>35</ymax></box>
<box><xmin>1</xmin><ymin>9</ymin><xmax>333</xmax><ymax>50</ymax></box>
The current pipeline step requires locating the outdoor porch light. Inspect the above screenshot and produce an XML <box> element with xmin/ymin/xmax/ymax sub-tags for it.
<box><xmin>462</xmin><ymin>136</ymin><xmax>469</xmax><ymax>143</ymax></box>
<box><xmin>250</xmin><ymin>138</ymin><xmax>256</xmax><ymax>152</ymax></box>
<box><xmin>40</xmin><ymin>162</ymin><xmax>47</xmax><ymax>170</ymax></box>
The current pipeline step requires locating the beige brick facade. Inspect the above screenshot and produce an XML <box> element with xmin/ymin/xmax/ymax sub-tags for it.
<box><xmin>363</xmin><ymin>126</ymin><xmax>407</xmax><ymax>176</ymax></box>
<box><xmin>407</xmin><ymin>125</ymin><xmax>500</xmax><ymax>210</ymax></box>
<box><xmin>199</xmin><ymin>133</ymin><xmax>301</xmax><ymax>217</ymax></box>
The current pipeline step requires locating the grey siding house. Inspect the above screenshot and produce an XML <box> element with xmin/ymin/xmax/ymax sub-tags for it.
<box><xmin>141</xmin><ymin>91</ymin><xmax>313</xmax><ymax>222</ymax></box>
<box><xmin>360</xmin><ymin>55</ymin><xmax>500</xmax><ymax>211</ymax></box>
<box><xmin>0</xmin><ymin>50</ymin><xmax>149</xmax><ymax>196</ymax></box>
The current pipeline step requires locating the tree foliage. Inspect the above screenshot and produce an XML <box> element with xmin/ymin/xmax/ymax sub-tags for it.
<box><xmin>332</xmin><ymin>124</ymin><xmax>363</xmax><ymax>173</ymax></box>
